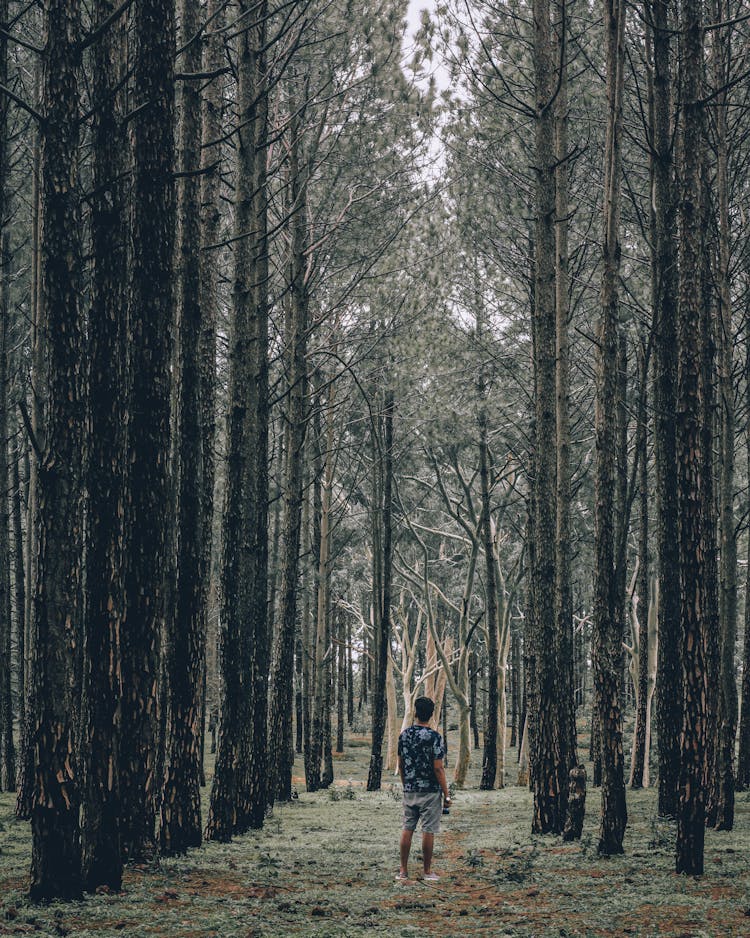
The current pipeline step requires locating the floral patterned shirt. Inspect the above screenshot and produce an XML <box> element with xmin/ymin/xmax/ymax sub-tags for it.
<box><xmin>398</xmin><ymin>724</ymin><xmax>445</xmax><ymax>792</ymax></box>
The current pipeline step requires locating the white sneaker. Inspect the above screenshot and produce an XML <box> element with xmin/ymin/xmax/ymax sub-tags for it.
<box><xmin>423</xmin><ymin>872</ymin><xmax>439</xmax><ymax>882</ymax></box>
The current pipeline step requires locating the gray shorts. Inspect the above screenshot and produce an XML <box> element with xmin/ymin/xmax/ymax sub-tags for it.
<box><xmin>402</xmin><ymin>791</ymin><xmax>442</xmax><ymax>834</ymax></box>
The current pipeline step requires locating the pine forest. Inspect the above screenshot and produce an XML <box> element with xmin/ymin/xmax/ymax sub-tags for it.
<box><xmin>0</xmin><ymin>0</ymin><xmax>750</xmax><ymax>933</ymax></box>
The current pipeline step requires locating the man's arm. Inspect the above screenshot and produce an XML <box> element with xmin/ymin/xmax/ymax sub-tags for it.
<box><xmin>398</xmin><ymin>755</ymin><xmax>405</xmax><ymax>786</ymax></box>
<box><xmin>433</xmin><ymin>758</ymin><xmax>451</xmax><ymax>803</ymax></box>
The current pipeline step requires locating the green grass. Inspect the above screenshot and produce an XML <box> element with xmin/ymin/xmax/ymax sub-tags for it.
<box><xmin>2</xmin><ymin>740</ymin><xmax>750</xmax><ymax>937</ymax></box>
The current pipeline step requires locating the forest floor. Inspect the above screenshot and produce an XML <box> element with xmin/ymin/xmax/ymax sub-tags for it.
<box><xmin>2</xmin><ymin>736</ymin><xmax>750</xmax><ymax>937</ymax></box>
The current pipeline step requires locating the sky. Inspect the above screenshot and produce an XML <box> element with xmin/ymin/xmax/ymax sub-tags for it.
<box><xmin>406</xmin><ymin>0</ymin><xmax>436</xmax><ymax>41</ymax></box>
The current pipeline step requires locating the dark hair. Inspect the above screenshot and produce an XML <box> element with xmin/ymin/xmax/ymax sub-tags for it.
<box><xmin>414</xmin><ymin>697</ymin><xmax>435</xmax><ymax>722</ymax></box>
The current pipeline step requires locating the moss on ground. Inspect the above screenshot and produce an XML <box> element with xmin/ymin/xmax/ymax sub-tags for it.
<box><xmin>2</xmin><ymin>744</ymin><xmax>750</xmax><ymax>937</ymax></box>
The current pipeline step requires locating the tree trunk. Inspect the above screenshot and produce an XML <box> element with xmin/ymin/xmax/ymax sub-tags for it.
<box><xmin>562</xmin><ymin>765</ymin><xmax>587</xmax><ymax>841</ymax></box>
<box><xmin>301</xmin><ymin>483</ymin><xmax>313</xmax><ymax>774</ymax></box>
<box><xmin>268</xmin><ymin>88</ymin><xmax>309</xmax><ymax>801</ymax></box>
<box><xmin>530</xmin><ymin>0</ymin><xmax>566</xmax><ymax>834</ymax></box>
<box><xmin>479</xmin><ymin>415</ymin><xmax>499</xmax><ymax>790</ymax></box>
<box><xmin>0</xmin><ymin>234</ymin><xmax>13</xmax><ymax>793</ymax></box>
<box><xmin>347</xmin><ymin>615</ymin><xmax>354</xmax><ymax>727</ymax></box>
<box><xmin>367</xmin><ymin>390</ymin><xmax>394</xmax><ymax>791</ymax></box>
<box><xmin>309</xmin><ymin>381</ymin><xmax>334</xmax><ymax>790</ymax></box>
<box><xmin>160</xmin><ymin>0</ymin><xmax>206</xmax><ymax>856</ymax></box>
<box><xmin>737</xmin><ymin>400</ymin><xmax>750</xmax><ymax>790</ymax></box>
<box><xmin>615</xmin><ymin>333</ymin><xmax>629</xmax><ymax>707</ymax></box>
<box><xmin>470</xmin><ymin>652</ymin><xmax>480</xmax><ymax>749</ymax></box>
<box><xmin>674</xmin><ymin>0</ymin><xmax>707</xmax><ymax>874</ymax></box>
<box><xmin>630</xmin><ymin>344</ymin><xmax>649</xmax><ymax>790</ymax></box>
<box><xmin>198</xmin><ymin>0</ymin><xmax>223</xmax><ymax>788</ymax></box>
<box><xmin>0</xmin><ymin>2</ymin><xmax>13</xmax><ymax>794</ymax></box>
<box><xmin>510</xmin><ymin>632</ymin><xmax>520</xmax><ymax>749</ymax></box>
<box><xmin>321</xmin><ymin>584</ymin><xmax>334</xmax><ymax>789</ymax></box>
<box><xmin>120</xmin><ymin>0</ymin><xmax>176</xmax><ymax>861</ymax></box>
<box><xmin>649</xmin><ymin>0</ymin><xmax>681</xmax><ymax>822</ymax></box>
<box><xmin>206</xmin><ymin>0</ymin><xmax>270</xmax><ymax>839</ymax></box>
<box><xmin>336</xmin><ymin>605</ymin><xmax>345</xmax><ymax>754</ymax></box>
<box><xmin>699</xmin><ymin>151</ymin><xmax>721</xmax><ymax>832</ymax></box>
<box><xmin>15</xmin><ymin>85</ymin><xmax>42</xmax><ymax>820</ymax></box>
<box><xmin>11</xmin><ymin>410</ymin><xmax>25</xmax><ymax>755</ymax></box>
<box><xmin>80</xmin><ymin>0</ymin><xmax>128</xmax><ymax>890</ymax></box>
<box><xmin>554</xmin><ymin>0</ymin><xmax>577</xmax><ymax>775</ymax></box>
<box><xmin>594</xmin><ymin>0</ymin><xmax>627</xmax><ymax>856</ymax></box>
<box><xmin>711</xmin><ymin>0</ymin><xmax>736</xmax><ymax>831</ymax></box>
<box><xmin>29</xmin><ymin>0</ymin><xmax>85</xmax><ymax>897</ymax></box>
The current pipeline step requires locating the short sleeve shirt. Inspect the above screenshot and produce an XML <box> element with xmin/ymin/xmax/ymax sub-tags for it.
<box><xmin>398</xmin><ymin>725</ymin><xmax>446</xmax><ymax>792</ymax></box>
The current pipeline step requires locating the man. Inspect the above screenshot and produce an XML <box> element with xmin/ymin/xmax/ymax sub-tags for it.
<box><xmin>396</xmin><ymin>696</ymin><xmax>452</xmax><ymax>882</ymax></box>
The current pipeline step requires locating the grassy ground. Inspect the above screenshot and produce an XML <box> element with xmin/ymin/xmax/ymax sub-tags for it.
<box><xmin>2</xmin><ymin>736</ymin><xmax>750</xmax><ymax>937</ymax></box>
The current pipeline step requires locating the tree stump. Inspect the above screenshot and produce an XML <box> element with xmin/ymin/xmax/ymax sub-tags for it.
<box><xmin>562</xmin><ymin>765</ymin><xmax>587</xmax><ymax>841</ymax></box>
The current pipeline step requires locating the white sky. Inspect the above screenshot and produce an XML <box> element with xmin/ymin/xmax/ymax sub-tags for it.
<box><xmin>406</xmin><ymin>0</ymin><xmax>436</xmax><ymax>41</ymax></box>
<box><xmin>404</xmin><ymin>0</ymin><xmax>451</xmax><ymax>95</ymax></box>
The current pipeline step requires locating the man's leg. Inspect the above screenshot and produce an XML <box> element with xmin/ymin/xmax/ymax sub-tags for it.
<box><xmin>422</xmin><ymin>832</ymin><xmax>434</xmax><ymax>874</ymax></box>
<box><xmin>400</xmin><ymin>829</ymin><xmax>414</xmax><ymax>875</ymax></box>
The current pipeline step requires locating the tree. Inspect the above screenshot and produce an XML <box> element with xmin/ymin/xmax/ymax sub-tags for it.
<box><xmin>710</xmin><ymin>0</ymin><xmax>737</xmax><ymax>831</ymax></box>
<box><xmin>29</xmin><ymin>0</ymin><xmax>86</xmax><ymax>898</ymax></box>
<box><xmin>160</xmin><ymin>0</ymin><xmax>206</xmax><ymax>856</ymax></box>
<box><xmin>267</xmin><ymin>70</ymin><xmax>310</xmax><ymax>804</ymax></box>
<box><xmin>593</xmin><ymin>0</ymin><xmax>627</xmax><ymax>856</ymax></box>
<box><xmin>0</xmin><ymin>0</ymin><xmax>14</xmax><ymax>796</ymax></box>
<box><xmin>120</xmin><ymin>0</ymin><xmax>176</xmax><ymax>861</ymax></box>
<box><xmin>530</xmin><ymin>0</ymin><xmax>567</xmax><ymax>835</ymax></box>
<box><xmin>648</xmin><ymin>0</ymin><xmax>681</xmax><ymax>823</ymax></box>
<box><xmin>367</xmin><ymin>388</ymin><xmax>394</xmax><ymax>791</ymax></box>
<box><xmin>674</xmin><ymin>0</ymin><xmax>708</xmax><ymax>875</ymax></box>
<box><xmin>207</xmin><ymin>0</ymin><xmax>271</xmax><ymax>838</ymax></box>
<box><xmin>80</xmin><ymin>0</ymin><xmax>128</xmax><ymax>892</ymax></box>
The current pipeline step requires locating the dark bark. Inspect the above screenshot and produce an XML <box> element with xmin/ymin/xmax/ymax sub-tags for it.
<box><xmin>0</xmin><ymin>1</ymin><xmax>13</xmax><ymax>794</ymax></box>
<box><xmin>11</xmin><ymin>410</ymin><xmax>25</xmax><ymax>747</ymax></box>
<box><xmin>615</xmin><ymin>333</ymin><xmax>629</xmax><ymax>707</ymax></box>
<box><xmin>30</xmin><ymin>0</ymin><xmax>85</xmax><ymax>897</ymax></box>
<box><xmin>120</xmin><ymin>0</ymin><xmax>176</xmax><ymax>862</ymax></box>
<box><xmin>15</xmin><ymin>82</ymin><xmax>43</xmax><ymax>821</ymax></box>
<box><xmin>470</xmin><ymin>651</ymin><xmax>480</xmax><ymax>749</ymax></box>
<box><xmin>479</xmin><ymin>411</ymin><xmax>499</xmax><ymax>790</ymax></box>
<box><xmin>346</xmin><ymin>615</ymin><xmax>354</xmax><ymax>728</ymax></box>
<box><xmin>562</xmin><ymin>765</ymin><xmax>587</xmax><ymax>841</ymax></box>
<box><xmin>649</xmin><ymin>0</ymin><xmax>681</xmax><ymax>822</ymax></box>
<box><xmin>295</xmin><ymin>629</ymin><xmax>304</xmax><ymax>755</ymax></box>
<box><xmin>675</xmin><ymin>0</ymin><xmax>708</xmax><ymax>873</ymax></box>
<box><xmin>510</xmin><ymin>633</ymin><xmax>520</xmax><ymax>749</ymax></box>
<box><xmin>160</xmin><ymin>0</ymin><xmax>206</xmax><ymax>857</ymax></box>
<box><xmin>530</xmin><ymin>0</ymin><xmax>566</xmax><ymax>834</ymax></box>
<box><xmin>306</xmin><ymin>390</ymin><xmax>325</xmax><ymax>792</ymax></box>
<box><xmin>242</xmin><ymin>0</ymin><xmax>271</xmax><ymax>832</ymax></box>
<box><xmin>711</xmin><ymin>0</ymin><xmax>736</xmax><ymax>830</ymax></box>
<box><xmin>321</xmin><ymin>586</ymin><xmax>334</xmax><ymax>788</ymax></box>
<box><xmin>197</xmin><ymin>0</ymin><xmax>223</xmax><ymax>793</ymax></box>
<box><xmin>554</xmin><ymin>0</ymin><xmax>577</xmax><ymax>775</ymax></box>
<box><xmin>0</xmin><ymin>231</ymin><xmax>14</xmax><ymax>793</ymax></box>
<box><xmin>336</xmin><ymin>605</ymin><xmax>345</xmax><ymax>754</ymax></box>
<box><xmin>590</xmin><ymin>704</ymin><xmax>602</xmax><ymax>787</ymax></box>
<box><xmin>206</xmin><ymin>0</ymin><xmax>270</xmax><ymax>840</ymax></box>
<box><xmin>367</xmin><ymin>391</ymin><xmax>394</xmax><ymax>791</ymax></box>
<box><xmin>268</xmin><ymin>90</ymin><xmax>309</xmax><ymax>802</ymax></box>
<box><xmin>80</xmin><ymin>0</ymin><xmax>128</xmax><ymax>891</ymax></box>
<box><xmin>630</xmin><ymin>343</ymin><xmax>650</xmax><ymax>790</ymax></box>
<box><xmin>594</xmin><ymin>0</ymin><xmax>627</xmax><ymax>856</ymax></box>
<box><xmin>737</xmin><ymin>401</ymin><xmax>750</xmax><ymax>790</ymax></box>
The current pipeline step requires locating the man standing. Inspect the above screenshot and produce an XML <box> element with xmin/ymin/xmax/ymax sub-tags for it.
<box><xmin>396</xmin><ymin>696</ymin><xmax>452</xmax><ymax>882</ymax></box>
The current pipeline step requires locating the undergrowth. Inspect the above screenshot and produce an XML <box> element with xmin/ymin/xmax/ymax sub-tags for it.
<box><xmin>2</xmin><ymin>741</ymin><xmax>750</xmax><ymax>936</ymax></box>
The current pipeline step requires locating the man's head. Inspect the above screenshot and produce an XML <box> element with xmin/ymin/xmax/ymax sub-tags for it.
<box><xmin>414</xmin><ymin>697</ymin><xmax>435</xmax><ymax>723</ymax></box>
